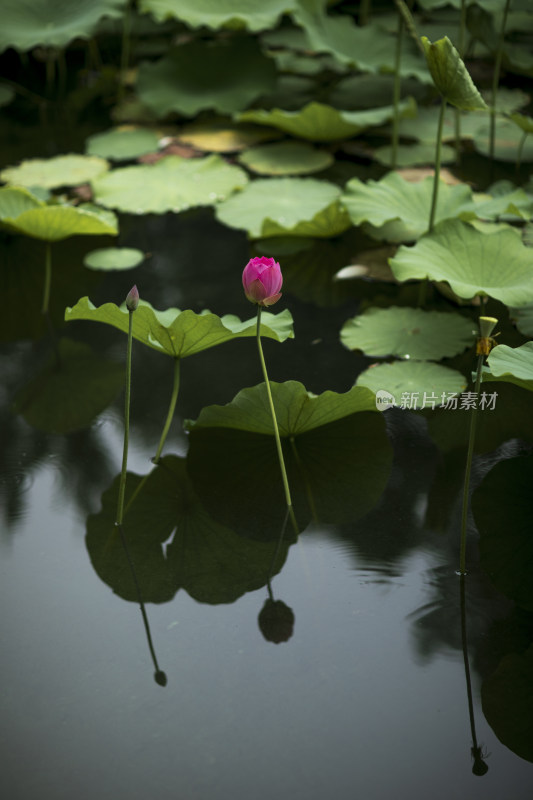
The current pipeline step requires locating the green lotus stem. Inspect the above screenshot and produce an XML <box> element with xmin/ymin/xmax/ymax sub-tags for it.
<box><xmin>489</xmin><ymin>0</ymin><xmax>511</xmax><ymax>179</ymax></box>
<box><xmin>359</xmin><ymin>0</ymin><xmax>371</xmax><ymax>25</ymax></box>
<box><xmin>454</xmin><ymin>0</ymin><xmax>467</xmax><ymax>160</ymax></box>
<box><xmin>429</xmin><ymin>96</ymin><xmax>447</xmax><ymax>232</ymax></box>
<box><xmin>42</xmin><ymin>242</ymin><xmax>52</xmax><ymax>315</ymax></box>
<box><xmin>116</xmin><ymin>307</ymin><xmax>134</xmax><ymax>526</ymax></box>
<box><xmin>391</xmin><ymin>11</ymin><xmax>404</xmax><ymax>169</ymax></box>
<box><xmin>153</xmin><ymin>357</ymin><xmax>181</xmax><ymax>464</ymax></box>
<box><xmin>119</xmin><ymin>0</ymin><xmax>132</xmax><ymax>103</ymax></box>
<box><xmin>256</xmin><ymin>306</ymin><xmax>293</xmax><ymax>511</ymax></box>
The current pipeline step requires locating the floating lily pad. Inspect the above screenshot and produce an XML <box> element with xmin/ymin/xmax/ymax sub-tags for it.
<box><xmin>328</xmin><ymin>73</ymin><xmax>428</xmax><ymax>111</ymax></box>
<box><xmin>87</xmin><ymin>455</ymin><xmax>287</xmax><ymax>605</ymax></box>
<box><xmin>137</xmin><ymin>39</ymin><xmax>277</xmax><ymax>117</ymax></box>
<box><xmin>374</xmin><ymin>143</ymin><xmax>456</xmax><ymax>168</ymax></box>
<box><xmin>86</xmin><ymin>127</ymin><xmax>161</xmax><ymax>161</ymax></box>
<box><xmin>215</xmin><ymin>176</ymin><xmax>350</xmax><ymax>238</ymax></box>
<box><xmin>342</xmin><ymin>172</ymin><xmax>473</xmax><ymax>242</ymax></box>
<box><xmin>473</xmin><ymin>119</ymin><xmax>533</xmax><ymax>162</ymax></box>
<box><xmin>0</xmin><ymin>185</ymin><xmax>44</xmax><ymax>223</ymax></box>
<box><xmin>390</xmin><ymin>219</ymin><xmax>533</xmax><ymax>305</ymax></box>
<box><xmin>0</xmin><ymin>0</ymin><xmax>125</xmax><ymax>52</ymax></box>
<box><xmin>186</xmin><ymin>382</ymin><xmax>392</xmax><ymax>536</ymax></box>
<box><xmin>421</xmin><ymin>36</ymin><xmax>487</xmax><ymax>111</ymax></box>
<box><xmin>178</xmin><ymin>120</ymin><xmax>280</xmax><ymax>152</ymax></box>
<box><xmin>65</xmin><ymin>297</ymin><xmax>294</xmax><ymax>357</ymax></box>
<box><xmin>238</xmin><ymin>141</ymin><xmax>333</xmax><ymax>175</ymax></box>
<box><xmin>0</xmin><ymin>154</ymin><xmax>109</xmax><ymax>189</ymax></box>
<box><xmin>356</xmin><ymin>360</ymin><xmax>467</xmax><ymax>408</ymax></box>
<box><xmin>482</xmin><ymin>645</ymin><xmax>533</xmax><ymax>764</ymax></box>
<box><xmin>341</xmin><ymin>307</ymin><xmax>475</xmax><ymax>360</ymax></box>
<box><xmin>83</xmin><ymin>247</ymin><xmax>145</xmax><ymax>271</ymax></box>
<box><xmin>473</xmin><ymin>454</ymin><xmax>533</xmax><ymax>612</ymax></box>
<box><xmin>92</xmin><ymin>154</ymin><xmax>248</xmax><ymax>214</ymax></box>
<box><xmin>13</xmin><ymin>339</ymin><xmax>125</xmax><ymax>433</ymax></box>
<box><xmin>238</xmin><ymin>99</ymin><xmax>417</xmax><ymax>142</ymax></box>
<box><xmin>139</xmin><ymin>0</ymin><xmax>297</xmax><ymax>30</ymax></box>
<box><xmin>481</xmin><ymin>342</ymin><xmax>533</xmax><ymax>392</ymax></box>
<box><xmin>3</xmin><ymin>203</ymin><xmax>118</xmax><ymax>241</ymax></box>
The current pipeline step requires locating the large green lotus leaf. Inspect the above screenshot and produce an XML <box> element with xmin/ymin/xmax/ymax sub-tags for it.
<box><xmin>186</xmin><ymin>381</ymin><xmax>379</xmax><ymax>436</ymax></box>
<box><xmin>0</xmin><ymin>0</ymin><xmax>125</xmax><ymax>53</ymax></box>
<box><xmin>0</xmin><ymin>154</ymin><xmax>109</xmax><ymax>189</ymax></box>
<box><xmin>374</xmin><ymin>143</ymin><xmax>456</xmax><ymax>168</ymax></box>
<box><xmin>473</xmin><ymin>119</ymin><xmax>533</xmax><ymax>163</ymax></box>
<box><xmin>136</xmin><ymin>39</ymin><xmax>277</xmax><ymax>117</ymax></box>
<box><xmin>91</xmin><ymin>154</ymin><xmax>248</xmax><ymax>214</ymax></box>
<box><xmin>237</xmin><ymin>99</ymin><xmax>416</xmax><ymax>142</ymax></box>
<box><xmin>463</xmin><ymin>183</ymin><xmax>533</xmax><ymax>222</ymax></box>
<box><xmin>472</xmin><ymin>454</ymin><xmax>533</xmax><ymax>612</ymax></box>
<box><xmin>341</xmin><ymin>173</ymin><xmax>474</xmax><ymax>243</ymax></box>
<box><xmin>395</xmin><ymin>105</ymin><xmax>460</xmax><ymax>144</ymax></box>
<box><xmin>3</xmin><ymin>203</ymin><xmax>118</xmax><ymax>241</ymax></box>
<box><xmin>0</xmin><ymin>185</ymin><xmax>44</xmax><ymax>223</ymax></box>
<box><xmin>341</xmin><ymin>307</ymin><xmax>476</xmax><ymax>360</ymax></box>
<box><xmin>186</xmin><ymin>383</ymin><xmax>392</xmax><ymax>535</ymax></box>
<box><xmin>356</xmin><ymin>360</ymin><xmax>467</xmax><ymax>409</ymax></box>
<box><xmin>139</xmin><ymin>0</ymin><xmax>297</xmax><ymax>30</ymax></box>
<box><xmin>87</xmin><ymin>456</ymin><xmax>287</xmax><ymax>604</ymax></box>
<box><xmin>292</xmin><ymin>1</ymin><xmax>431</xmax><ymax>81</ymax></box>
<box><xmin>13</xmin><ymin>339</ymin><xmax>125</xmax><ymax>434</ymax></box>
<box><xmin>481</xmin><ymin>342</ymin><xmax>533</xmax><ymax>392</ymax></box>
<box><xmin>215</xmin><ymin>177</ymin><xmax>350</xmax><ymax>238</ymax></box>
<box><xmin>390</xmin><ymin>219</ymin><xmax>533</xmax><ymax>305</ymax></box>
<box><xmin>237</xmin><ymin>141</ymin><xmax>333</xmax><ymax>176</ymax></box>
<box><xmin>328</xmin><ymin>73</ymin><xmax>428</xmax><ymax>112</ymax></box>
<box><xmin>421</xmin><ymin>36</ymin><xmax>487</xmax><ymax>111</ymax></box>
<box><xmin>65</xmin><ymin>297</ymin><xmax>294</xmax><ymax>357</ymax></box>
<box><xmin>86</xmin><ymin>127</ymin><xmax>161</xmax><ymax>161</ymax></box>
<box><xmin>83</xmin><ymin>247</ymin><xmax>145</xmax><ymax>271</ymax></box>
<box><xmin>482</xmin><ymin>645</ymin><xmax>533</xmax><ymax>764</ymax></box>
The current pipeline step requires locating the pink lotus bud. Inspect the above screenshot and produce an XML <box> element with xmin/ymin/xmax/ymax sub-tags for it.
<box><xmin>242</xmin><ymin>257</ymin><xmax>282</xmax><ymax>307</ymax></box>
<box><xmin>125</xmin><ymin>285</ymin><xmax>139</xmax><ymax>311</ymax></box>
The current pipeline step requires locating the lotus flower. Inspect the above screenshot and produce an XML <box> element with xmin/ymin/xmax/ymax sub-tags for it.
<box><xmin>242</xmin><ymin>257</ymin><xmax>282</xmax><ymax>307</ymax></box>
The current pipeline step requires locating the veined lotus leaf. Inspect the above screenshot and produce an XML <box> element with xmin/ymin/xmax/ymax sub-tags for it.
<box><xmin>3</xmin><ymin>203</ymin><xmax>118</xmax><ymax>241</ymax></box>
<box><xmin>86</xmin><ymin>127</ymin><xmax>161</xmax><ymax>161</ymax></box>
<box><xmin>185</xmin><ymin>381</ymin><xmax>378</xmax><ymax>436</ymax></box>
<box><xmin>481</xmin><ymin>342</ymin><xmax>533</xmax><ymax>393</ymax></box>
<box><xmin>0</xmin><ymin>186</ymin><xmax>44</xmax><ymax>223</ymax></box>
<box><xmin>421</xmin><ymin>36</ymin><xmax>487</xmax><ymax>110</ymax></box>
<box><xmin>341</xmin><ymin>172</ymin><xmax>474</xmax><ymax>242</ymax></box>
<box><xmin>341</xmin><ymin>307</ymin><xmax>476</xmax><ymax>360</ymax></box>
<box><xmin>83</xmin><ymin>247</ymin><xmax>145</xmax><ymax>270</ymax></box>
<box><xmin>215</xmin><ymin>176</ymin><xmax>350</xmax><ymax>238</ymax></box>
<box><xmin>0</xmin><ymin>0</ymin><xmax>125</xmax><ymax>53</ymax></box>
<box><xmin>237</xmin><ymin>141</ymin><xmax>333</xmax><ymax>176</ymax></box>
<box><xmin>473</xmin><ymin>454</ymin><xmax>533</xmax><ymax>613</ymax></box>
<box><xmin>13</xmin><ymin>338</ymin><xmax>125</xmax><ymax>434</ymax></box>
<box><xmin>87</xmin><ymin>456</ymin><xmax>287</xmax><ymax>605</ymax></box>
<box><xmin>91</xmin><ymin>154</ymin><xmax>248</xmax><ymax>214</ymax></box>
<box><xmin>65</xmin><ymin>297</ymin><xmax>294</xmax><ymax>357</ymax></box>
<box><xmin>237</xmin><ymin>98</ymin><xmax>417</xmax><ymax>142</ymax></box>
<box><xmin>356</xmin><ymin>360</ymin><xmax>467</xmax><ymax>408</ymax></box>
<box><xmin>390</xmin><ymin>219</ymin><xmax>533</xmax><ymax>305</ymax></box>
<box><xmin>136</xmin><ymin>39</ymin><xmax>277</xmax><ymax>117</ymax></box>
<box><xmin>0</xmin><ymin>154</ymin><xmax>109</xmax><ymax>189</ymax></box>
<box><xmin>139</xmin><ymin>0</ymin><xmax>298</xmax><ymax>31</ymax></box>
<box><xmin>292</xmin><ymin>1</ymin><xmax>431</xmax><ymax>81</ymax></box>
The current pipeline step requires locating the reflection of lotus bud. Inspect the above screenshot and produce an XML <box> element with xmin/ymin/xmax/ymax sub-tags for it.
<box><xmin>154</xmin><ymin>670</ymin><xmax>168</xmax><ymax>687</ymax></box>
<box><xmin>258</xmin><ymin>599</ymin><xmax>295</xmax><ymax>643</ymax></box>
<box><xmin>126</xmin><ymin>285</ymin><xmax>139</xmax><ymax>311</ymax></box>
<box><xmin>471</xmin><ymin>747</ymin><xmax>489</xmax><ymax>776</ymax></box>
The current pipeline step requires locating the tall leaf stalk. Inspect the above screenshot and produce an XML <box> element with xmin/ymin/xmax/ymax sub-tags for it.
<box><xmin>489</xmin><ymin>0</ymin><xmax>511</xmax><ymax>179</ymax></box>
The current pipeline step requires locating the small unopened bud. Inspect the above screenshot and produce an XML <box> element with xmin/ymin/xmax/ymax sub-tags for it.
<box><xmin>125</xmin><ymin>285</ymin><xmax>139</xmax><ymax>311</ymax></box>
<box><xmin>478</xmin><ymin>316</ymin><xmax>498</xmax><ymax>339</ymax></box>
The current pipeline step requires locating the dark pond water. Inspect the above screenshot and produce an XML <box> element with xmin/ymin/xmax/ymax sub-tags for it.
<box><xmin>1</xmin><ymin>202</ymin><xmax>533</xmax><ymax>800</ymax></box>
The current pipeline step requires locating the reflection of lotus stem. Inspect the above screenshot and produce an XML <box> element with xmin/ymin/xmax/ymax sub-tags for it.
<box><xmin>489</xmin><ymin>0</ymin><xmax>511</xmax><ymax>180</ymax></box>
<box><xmin>116</xmin><ymin>308</ymin><xmax>134</xmax><ymax>526</ymax></box>
<box><xmin>454</xmin><ymin>0</ymin><xmax>467</xmax><ymax>160</ymax></box>
<box><xmin>429</xmin><ymin>96</ymin><xmax>446</xmax><ymax>233</ymax></box>
<box><xmin>459</xmin><ymin>352</ymin><xmax>484</xmax><ymax>574</ymax></box>
<box><xmin>42</xmin><ymin>242</ymin><xmax>52</xmax><ymax>315</ymax></box>
<box><xmin>153</xmin><ymin>357</ymin><xmax>181</xmax><ymax>464</ymax></box>
<box><xmin>256</xmin><ymin>306</ymin><xmax>292</xmax><ymax>510</ymax></box>
<box><xmin>289</xmin><ymin>436</ymin><xmax>318</xmax><ymax>523</ymax></box>
<box><xmin>391</xmin><ymin>11</ymin><xmax>404</xmax><ymax>169</ymax></box>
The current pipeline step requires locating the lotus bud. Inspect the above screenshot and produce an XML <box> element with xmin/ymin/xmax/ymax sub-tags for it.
<box><xmin>242</xmin><ymin>256</ymin><xmax>283</xmax><ymax>307</ymax></box>
<box><xmin>125</xmin><ymin>285</ymin><xmax>139</xmax><ymax>311</ymax></box>
<box><xmin>258</xmin><ymin>598</ymin><xmax>295</xmax><ymax>644</ymax></box>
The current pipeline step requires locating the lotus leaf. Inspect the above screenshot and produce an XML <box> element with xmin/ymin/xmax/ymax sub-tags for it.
<box><xmin>237</xmin><ymin>141</ymin><xmax>333</xmax><ymax>176</ymax></box>
<box><xmin>83</xmin><ymin>247</ymin><xmax>145</xmax><ymax>271</ymax></box>
<box><xmin>421</xmin><ymin>36</ymin><xmax>487</xmax><ymax>110</ymax></box>
<box><xmin>139</xmin><ymin>0</ymin><xmax>297</xmax><ymax>31</ymax></box>
<box><xmin>482</xmin><ymin>342</ymin><xmax>533</xmax><ymax>392</ymax></box>
<box><xmin>0</xmin><ymin>154</ymin><xmax>109</xmax><ymax>189</ymax></box>
<box><xmin>3</xmin><ymin>203</ymin><xmax>118</xmax><ymax>241</ymax></box>
<box><xmin>356</xmin><ymin>360</ymin><xmax>467</xmax><ymax>408</ymax></box>
<box><xmin>86</xmin><ymin>127</ymin><xmax>161</xmax><ymax>161</ymax></box>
